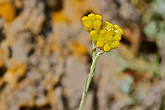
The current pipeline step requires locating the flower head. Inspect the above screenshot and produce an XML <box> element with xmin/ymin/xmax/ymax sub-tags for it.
<box><xmin>82</xmin><ymin>13</ymin><xmax>123</xmax><ymax>52</ymax></box>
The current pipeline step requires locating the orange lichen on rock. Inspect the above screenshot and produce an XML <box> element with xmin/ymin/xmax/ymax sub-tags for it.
<box><xmin>51</xmin><ymin>43</ymin><xmax>60</xmax><ymax>52</ymax></box>
<box><xmin>0</xmin><ymin>1</ymin><xmax>16</xmax><ymax>22</ymax></box>
<box><xmin>51</xmin><ymin>11</ymin><xmax>70</xmax><ymax>23</ymax></box>
<box><xmin>14</xmin><ymin>0</ymin><xmax>22</xmax><ymax>9</ymax></box>
<box><xmin>0</xmin><ymin>49</ymin><xmax>4</xmax><ymax>67</ymax></box>
<box><xmin>5</xmin><ymin>62</ymin><xmax>27</xmax><ymax>86</ymax></box>
<box><xmin>71</xmin><ymin>42</ymin><xmax>88</xmax><ymax>55</ymax></box>
<box><xmin>0</xmin><ymin>58</ymin><xmax>4</xmax><ymax>67</ymax></box>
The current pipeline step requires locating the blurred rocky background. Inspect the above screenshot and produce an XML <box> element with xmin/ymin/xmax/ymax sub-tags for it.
<box><xmin>0</xmin><ymin>0</ymin><xmax>165</xmax><ymax>110</ymax></box>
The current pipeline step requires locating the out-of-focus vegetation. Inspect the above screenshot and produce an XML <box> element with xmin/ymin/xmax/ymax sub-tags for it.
<box><xmin>143</xmin><ymin>0</ymin><xmax>165</xmax><ymax>43</ymax></box>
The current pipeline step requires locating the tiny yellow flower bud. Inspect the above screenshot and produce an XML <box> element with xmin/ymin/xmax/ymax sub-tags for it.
<box><xmin>114</xmin><ymin>25</ymin><xmax>119</xmax><ymax>30</ymax></box>
<box><xmin>95</xmin><ymin>14</ymin><xmax>102</xmax><ymax>20</ymax></box>
<box><xmin>111</xmin><ymin>41</ymin><xmax>120</xmax><ymax>49</ymax></box>
<box><xmin>93</xmin><ymin>20</ymin><xmax>101</xmax><ymax>30</ymax></box>
<box><xmin>82</xmin><ymin>16</ymin><xmax>88</xmax><ymax>21</ymax></box>
<box><xmin>90</xmin><ymin>30</ymin><xmax>97</xmax><ymax>37</ymax></box>
<box><xmin>103</xmin><ymin>44</ymin><xmax>111</xmax><ymax>52</ymax></box>
<box><xmin>83</xmin><ymin>21</ymin><xmax>93</xmax><ymax>31</ymax></box>
<box><xmin>96</xmin><ymin>41</ymin><xmax>104</xmax><ymax>48</ymax></box>
<box><xmin>98</xmin><ymin>37</ymin><xmax>104</xmax><ymax>42</ymax></box>
<box><xmin>100</xmin><ymin>30</ymin><xmax>106</xmax><ymax>36</ymax></box>
<box><xmin>118</xmin><ymin>28</ymin><xmax>123</xmax><ymax>35</ymax></box>
<box><xmin>88</xmin><ymin>13</ymin><xmax>95</xmax><ymax>21</ymax></box>
<box><xmin>114</xmin><ymin>35</ymin><xmax>121</xmax><ymax>41</ymax></box>
<box><xmin>90</xmin><ymin>30</ymin><xmax>98</xmax><ymax>42</ymax></box>
<box><xmin>103</xmin><ymin>22</ymin><xmax>113</xmax><ymax>31</ymax></box>
<box><xmin>106</xmin><ymin>35</ymin><xmax>113</xmax><ymax>42</ymax></box>
<box><xmin>102</xmin><ymin>21</ymin><xmax>108</xmax><ymax>28</ymax></box>
<box><xmin>106</xmin><ymin>24</ymin><xmax>113</xmax><ymax>31</ymax></box>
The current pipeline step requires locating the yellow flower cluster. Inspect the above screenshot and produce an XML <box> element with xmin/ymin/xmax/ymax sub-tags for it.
<box><xmin>82</xmin><ymin>13</ymin><xmax>123</xmax><ymax>52</ymax></box>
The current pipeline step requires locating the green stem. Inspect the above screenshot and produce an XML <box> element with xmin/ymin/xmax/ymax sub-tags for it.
<box><xmin>79</xmin><ymin>50</ymin><xmax>104</xmax><ymax>110</ymax></box>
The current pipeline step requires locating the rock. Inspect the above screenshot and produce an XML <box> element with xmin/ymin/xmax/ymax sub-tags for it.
<box><xmin>62</xmin><ymin>56</ymin><xmax>88</xmax><ymax>109</ymax></box>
